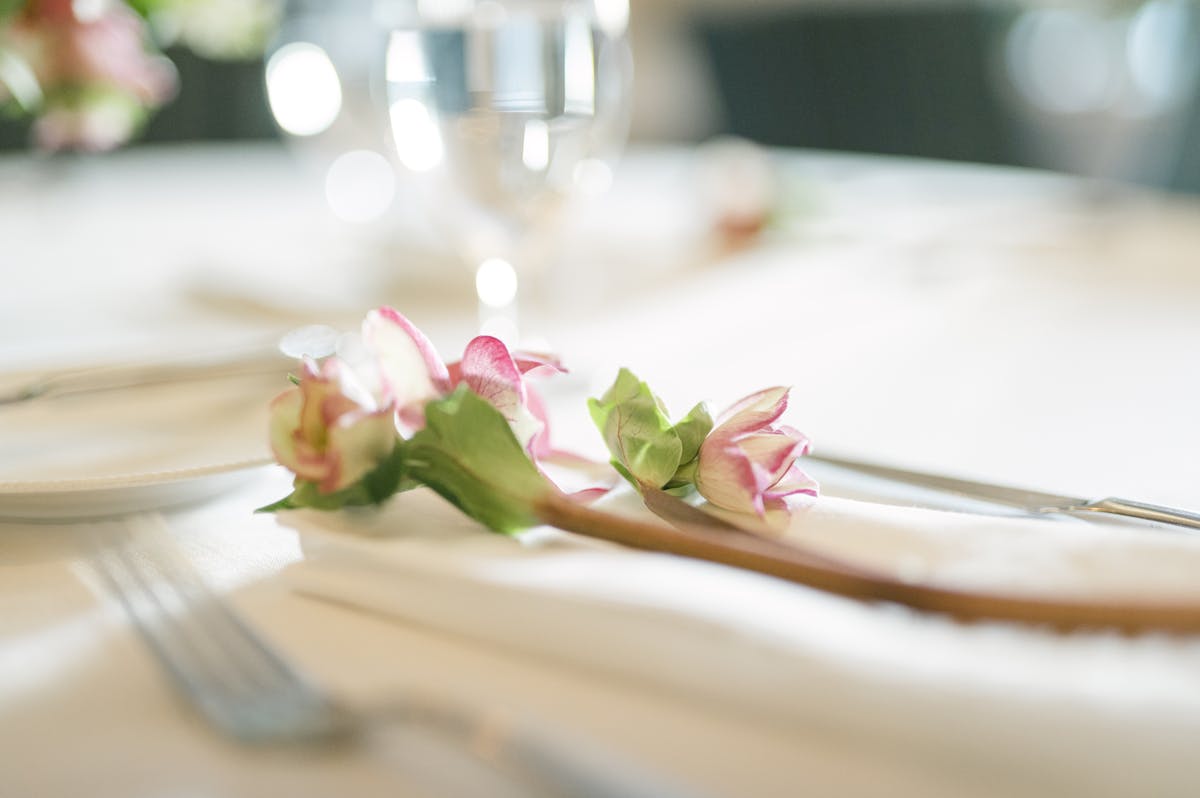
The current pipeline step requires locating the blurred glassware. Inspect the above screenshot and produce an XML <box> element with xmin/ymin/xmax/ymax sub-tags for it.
<box><xmin>375</xmin><ymin>0</ymin><xmax>633</xmax><ymax>344</ymax></box>
<box><xmin>995</xmin><ymin>0</ymin><xmax>1200</xmax><ymax>191</ymax></box>
<box><xmin>264</xmin><ymin>0</ymin><xmax>403</xmax><ymax>227</ymax></box>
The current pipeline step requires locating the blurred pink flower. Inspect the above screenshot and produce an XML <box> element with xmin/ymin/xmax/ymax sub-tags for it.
<box><xmin>32</xmin><ymin>97</ymin><xmax>136</xmax><ymax>151</ymax></box>
<box><xmin>697</xmin><ymin>137</ymin><xmax>776</xmax><ymax>251</ymax></box>
<box><xmin>694</xmin><ymin>386</ymin><xmax>817</xmax><ymax>516</ymax></box>
<box><xmin>31</xmin><ymin>0</ymin><xmax>174</xmax><ymax>101</ymax></box>
<box><xmin>268</xmin><ymin>358</ymin><xmax>396</xmax><ymax>495</ymax></box>
<box><xmin>364</xmin><ymin>306</ymin><xmax>561</xmax><ymax>455</ymax></box>
<box><xmin>9</xmin><ymin>0</ymin><xmax>176</xmax><ymax>151</ymax></box>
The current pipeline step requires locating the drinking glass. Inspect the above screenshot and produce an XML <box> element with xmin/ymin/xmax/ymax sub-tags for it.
<box><xmin>376</xmin><ymin>0</ymin><xmax>632</xmax><ymax>343</ymax></box>
<box><xmin>996</xmin><ymin>0</ymin><xmax>1200</xmax><ymax>191</ymax></box>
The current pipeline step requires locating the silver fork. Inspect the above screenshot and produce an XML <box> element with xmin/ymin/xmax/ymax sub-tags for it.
<box><xmin>89</xmin><ymin>517</ymin><xmax>696</xmax><ymax>798</ymax></box>
<box><xmin>89</xmin><ymin>517</ymin><xmax>357</xmax><ymax>744</ymax></box>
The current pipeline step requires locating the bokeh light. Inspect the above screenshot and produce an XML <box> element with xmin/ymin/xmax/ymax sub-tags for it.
<box><xmin>572</xmin><ymin>158</ymin><xmax>613</xmax><ymax>195</ymax></box>
<box><xmin>476</xmin><ymin>258</ymin><xmax>519</xmax><ymax>308</ymax></box>
<box><xmin>265</xmin><ymin>42</ymin><xmax>343</xmax><ymax>137</ymax></box>
<box><xmin>1127</xmin><ymin>0</ymin><xmax>1198</xmax><ymax>113</ymax></box>
<box><xmin>324</xmin><ymin>149</ymin><xmax>397</xmax><ymax>223</ymax></box>
<box><xmin>522</xmin><ymin>119</ymin><xmax>550</xmax><ymax>171</ymax></box>
<box><xmin>1005</xmin><ymin>9</ymin><xmax>1118</xmax><ymax>114</ymax></box>
<box><xmin>389</xmin><ymin>97</ymin><xmax>443</xmax><ymax>172</ymax></box>
<box><xmin>594</xmin><ymin>0</ymin><xmax>630</xmax><ymax>36</ymax></box>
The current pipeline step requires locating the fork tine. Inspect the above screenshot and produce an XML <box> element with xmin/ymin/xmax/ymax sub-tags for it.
<box><xmin>91</xmin><ymin>519</ymin><xmax>701</xmax><ymax>796</ymax></box>
<box><xmin>92</xmin><ymin>518</ymin><xmax>354</xmax><ymax>744</ymax></box>
<box><xmin>121</xmin><ymin>520</ymin><xmax>299</xmax><ymax>694</ymax></box>
<box><xmin>91</xmin><ymin>537</ymin><xmax>229</xmax><ymax>720</ymax></box>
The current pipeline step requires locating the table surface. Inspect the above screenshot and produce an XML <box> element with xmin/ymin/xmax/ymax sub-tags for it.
<box><xmin>4</xmin><ymin>142</ymin><xmax>1200</xmax><ymax>797</ymax></box>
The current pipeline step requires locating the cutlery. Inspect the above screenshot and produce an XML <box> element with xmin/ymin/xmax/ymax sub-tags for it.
<box><xmin>806</xmin><ymin>452</ymin><xmax>1200</xmax><ymax>532</ymax></box>
<box><xmin>90</xmin><ymin>516</ymin><xmax>696</xmax><ymax>797</ymax></box>
<box><xmin>0</xmin><ymin>325</ymin><xmax>337</xmax><ymax>406</ymax></box>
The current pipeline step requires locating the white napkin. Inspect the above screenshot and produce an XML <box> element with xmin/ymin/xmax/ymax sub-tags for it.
<box><xmin>281</xmin><ymin>488</ymin><xmax>1200</xmax><ymax>792</ymax></box>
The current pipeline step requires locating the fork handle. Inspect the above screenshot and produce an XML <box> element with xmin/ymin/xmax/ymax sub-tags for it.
<box><xmin>371</xmin><ymin>697</ymin><xmax>698</xmax><ymax>798</ymax></box>
<box><xmin>1072</xmin><ymin>497</ymin><xmax>1200</xmax><ymax>531</ymax></box>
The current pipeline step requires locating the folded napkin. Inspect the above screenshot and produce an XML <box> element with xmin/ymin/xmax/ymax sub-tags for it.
<box><xmin>281</xmin><ymin>488</ymin><xmax>1200</xmax><ymax>791</ymax></box>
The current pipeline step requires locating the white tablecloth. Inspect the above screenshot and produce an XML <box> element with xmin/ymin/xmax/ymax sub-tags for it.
<box><xmin>4</xmin><ymin>142</ymin><xmax>1200</xmax><ymax>796</ymax></box>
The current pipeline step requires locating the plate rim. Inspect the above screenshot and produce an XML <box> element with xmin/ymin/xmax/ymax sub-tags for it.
<box><xmin>0</xmin><ymin>455</ymin><xmax>276</xmax><ymax>496</ymax></box>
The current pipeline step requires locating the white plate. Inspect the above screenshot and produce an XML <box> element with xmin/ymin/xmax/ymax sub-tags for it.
<box><xmin>0</xmin><ymin>369</ymin><xmax>285</xmax><ymax>521</ymax></box>
<box><xmin>0</xmin><ymin>458</ymin><xmax>275</xmax><ymax>521</ymax></box>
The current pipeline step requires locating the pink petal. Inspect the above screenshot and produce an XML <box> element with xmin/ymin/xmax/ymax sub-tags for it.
<box><xmin>776</xmin><ymin>425</ymin><xmax>812</xmax><ymax>457</ymax></box>
<box><xmin>267</xmin><ymin>388</ymin><xmax>305</xmax><ymax>471</ymax></box>
<box><xmin>447</xmin><ymin>353</ymin><xmax>565</xmax><ymax>386</ymax></box>
<box><xmin>525</xmin><ymin>385</ymin><xmax>554</xmax><ymax>459</ymax></box>
<box><xmin>364</xmin><ymin>307</ymin><xmax>451</xmax><ymax>405</ymax></box>
<box><xmin>566</xmin><ymin>487</ymin><xmax>611</xmax><ymax>504</ymax></box>
<box><xmin>286</xmin><ymin>418</ymin><xmax>333</xmax><ymax>483</ymax></box>
<box><xmin>765</xmin><ymin>462</ymin><xmax>820</xmax><ymax>500</ymax></box>
<box><xmin>714</xmin><ymin>386</ymin><xmax>790</xmax><ymax>436</ymax></box>
<box><xmin>296</xmin><ymin>361</ymin><xmax>335</xmax><ymax>447</ymax></box>
<box><xmin>459</xmin><ymin>335</ymin><xmax>528</xmax><ymax>417</ymax></box>
<box><xmin>737</xmin><ymin>431</ymin><xmax>807</xmax><ymax>488</ymax></box>
<box><xmin>695</xmin><ymin>439</ymin><xmax>763</xmax><ymax>515</ymax></box>
<box><xmin>512</xmin><ymin>352</ymin><xmax>565</xmax><ymax>378</ymax></box>
<box><xmin>460</xmin><ymin>336</ymin><xmax>546</xmax><ymax>449</ymax></box>
<box><xmin>320</xmin><ymin>407</ymin><xmax>396</xmax><ymax>493</ymax></box>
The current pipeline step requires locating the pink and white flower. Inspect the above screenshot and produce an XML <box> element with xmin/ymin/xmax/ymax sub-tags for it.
<box><xmin>694</xmin><ymin>386</ymin><xmax>817</xmax><ymax>516</ymax></box>
<box><xmin>363</xmin><ymin>306</ymin><xmax>561</xmax><ymax>454</ymax></box>
<box><xmin>7</xmin><ymin>0</ymin><xmax>177</xmax><ymax>151</ymax></box>
<box><xmin>268</xmin><ymin>357</ymin><xmax>396</xmax><ymax>495</ymax></box>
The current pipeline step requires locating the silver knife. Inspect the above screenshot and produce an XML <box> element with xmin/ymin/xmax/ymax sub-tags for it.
<box><xmin>0</xmin><ymin>325</ymin><xmax>338</xmax><ymax>406</ymax></box>
<box><xmin>0</xmin><ymin>351</ymin><xmax>291</xmax><ymax>405</ymax></box>
<box><xmin>806</xmin><ymin>452</ymin><xmax>1200</xmax><ymax>532</ymax></box>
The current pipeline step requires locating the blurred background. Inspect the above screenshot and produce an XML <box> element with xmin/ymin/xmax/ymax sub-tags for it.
<box><xmin>3</xmin><ymin>0</ymin><xmax>1199</xmax><ymax>193</ymax></box>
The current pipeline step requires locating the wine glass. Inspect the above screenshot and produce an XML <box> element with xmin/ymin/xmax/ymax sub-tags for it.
<box><xmin>995</xmin><ymin>0</ymin><xmax>1200</xmax><ymax>193</ymax></box>
<box><xmin>376</xmin><ymin>0</ymin><xmax>633</xmax><ymax>344</ymax></box>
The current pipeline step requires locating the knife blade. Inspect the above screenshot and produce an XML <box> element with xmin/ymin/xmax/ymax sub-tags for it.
<box><xmin>806</xmin><ymin>452</ymin><xmax>1200</xmax><ymax>532</ymax></box>
<box><xmin>0</xmin><ymin>351</ymin><xmax>290</xmax><ymax>405</ymax></box>
<box><xmin>0</xmin><ymin>325</ymin><xmax>338</xmax><ymax>406</ymax></box>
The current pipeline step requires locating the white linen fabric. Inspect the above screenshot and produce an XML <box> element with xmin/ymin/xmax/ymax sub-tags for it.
<box><xmin>6</xmin><ymin>143</ymin><xmax>1200</xmax><ymax>796</ymax></box>
<box><xmin>283</xmin><ymin>486</ymin><xmax>1200</xmax><ymax>797</ymax></box>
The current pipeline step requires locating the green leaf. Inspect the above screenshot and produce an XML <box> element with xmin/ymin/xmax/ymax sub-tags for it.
<box><xmin>662</xmin><ymin>401</ymin><xmax>711</xmax><ymax>490</ymax></box>
<box><xmin>673</xmin><ymin>402</ymin><xmax>713</xmax><ymax>465</ymax></box>
<box><xmin>0</xmin><ymin>0</ymin><xmax>25</xmax><ymax>23</ymax></box>
<box><xmin>403</xmin><ymin>387</ymin><xmax>552</xmax><ymax>534</ymax></box>
<box><xmin>664</xmin><ymin>459</ymin><xmax>698</xmax><ymax>491</ymax></box>
<box><xmin>588</xmin><ymin>368</ymin><xmax>683</xmax><ymax>490</ymax></box>
<box><xmin>122</xmin><ymin>0</ymin><xmax>167</xmax><ymax>19</ymax></box>
<box><xmin>256</xmin><ymin>444</ymin><xmax>410</xmax><ymax>513</ymax></box>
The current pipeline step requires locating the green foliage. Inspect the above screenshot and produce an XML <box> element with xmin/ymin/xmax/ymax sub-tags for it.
<box><xmin>0</xmin><ymin>0</ymin><xmax>25</xmax><ymax>23</ymax></box>
<box><xmin>402</xmin><ymin>387</ymin><xmax>551</xmax><ymax>534</ymax></box>
<box><xmin>256</xmin><ymin>444</ymin><xmax>410</xmax><ymax>513</ymax></box>
<box><xmin>258</xmin><ymin>388</ymin><xmax>551</xmax><ymax>534</ymax></box>
<box><xmin>588</xmin><ymin>368</ymin><xmax>712</xmax><ymax>492</ymax></box>
<box><xmin>122</xmin><ymin>0</ymin><xmax>165</xmax><ymax>19</ymax></box>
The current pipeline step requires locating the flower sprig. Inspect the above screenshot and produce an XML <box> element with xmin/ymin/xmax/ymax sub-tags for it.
<box><xmin>257</xmin><ymin>306</ymin><xmax>1200</xmax><ymax>634</ymax></box>
<box><xmin>261</xmin><ymin>307</ymin><xmax>817</xmax><ymax>534</ymax></box>
<box><xmin>588</xmin><ymin>368</ymin><xmax>817</xmax><ymax>521</ymax></box>
<box><xmin>0</xmin><ymin>0</ymin><xmax>278</xmax><ymax>151</ymax></box>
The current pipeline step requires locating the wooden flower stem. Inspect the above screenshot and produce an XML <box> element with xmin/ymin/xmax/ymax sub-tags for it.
<box><xmin>534</xmin><ymin>491</ymin><xmax>1200</xmax><ymax>635</ymax></box>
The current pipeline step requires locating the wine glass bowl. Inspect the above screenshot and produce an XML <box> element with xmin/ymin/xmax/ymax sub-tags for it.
<box><xmin>378</xmin><ymin>0</ymin><xmax>633</xmax><ymax>342</ymax></box>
